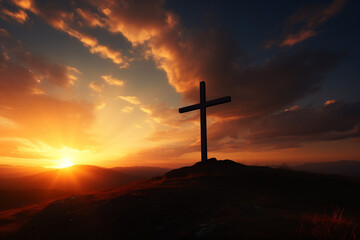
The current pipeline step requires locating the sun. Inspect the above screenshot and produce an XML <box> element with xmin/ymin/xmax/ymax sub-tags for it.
<box><xmin>55</xmin><ymin>157</ymin><xmax>74</xmax><ymax>169</ymax></box>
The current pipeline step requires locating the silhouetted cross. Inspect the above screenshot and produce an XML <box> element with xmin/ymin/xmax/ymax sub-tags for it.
<box><xmin>179</xmin><ymin>81</ymin><xmax>231</xmax><ymax>163</ymax></box>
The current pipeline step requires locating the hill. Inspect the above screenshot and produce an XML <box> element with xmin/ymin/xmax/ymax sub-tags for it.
<box><xmin>0</xmin><ymin>189</ymin><xmax>72</xmax><ymax>211</ymax></box>
<box><xmin>1</xmin><ymin>159</ymin><xmax>359</xmax><ymax>239</ymax></box>
<box><xmin>111</xmin><ymin>166</ymin><xmax>171</xmax><ymax>179</ymax></box>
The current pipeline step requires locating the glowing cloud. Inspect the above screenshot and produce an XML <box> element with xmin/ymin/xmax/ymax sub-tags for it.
<box><xmin>89</xmin><ymin>81</ymin><xmax>104</xmax><ymax>93</ymax></box>
<box><xmin>118</xmin><ymin>96</ymin><xmax>141</xmax><ymax>105</ymax></box>
<box><xmin>121</xmin><ymin>106</ymin><xmax>134</xmax><ymax>113</ymax></box>
<box><xmin>325</xmin><ymin>99</ymin><xmax>337</xmax><ymax>106</ymax></box>
<box><xmin>1</xmin><ymin>9</ymin><xmax>28</xmax><ymax>23</ymax></box>
<box><xmin>101</xmin><ymin>75</ymin><xmax>124</xmax><ymax>86</ymax></box>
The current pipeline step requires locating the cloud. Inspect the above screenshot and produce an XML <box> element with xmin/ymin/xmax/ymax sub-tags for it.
<box><xmin>207</xmin><ymin>101</ymin><xmax>360</xmax><ymax>151</ymax></box>
<box><xmin>89</xmin><ymin>0</ymin><xmax>173</xmax><ymax>44</ymax></box>
<box><xmin>11</xmin><ymin>0</ymin><xmax>34</xmax><ymax>10</ymax></box>
<box><xmin>121</xmin><ymin>106</ymin><xmax>134</xmax><ymax>113</ymax></box>
<box><xmin>3</xmin><ymin>0</ymin><xmax>129</xmax><ymax>68</ymax></box>
<box><xmin>101</xmin><ymin>75</ymin><xmax>124</xmax><ymax>86</ymax></box>
<box><xmin>324</xmin><ymin>99</ymin><xmax>336</xmax><ymax>106</ymax></box>
<box><xmin>0</xmin><ymin>139</ymin><xmax>48</xmax><ymax>159</ymax></box>
<box><xmin>89</xmin><ymin>81</ymin><xmax>104</xmax><ymax>93</ymax></box>
<box><xmin>118</xmin><ymin>96</ymin><xmax>141</xmax><ymax>105</ymax></box>
<box><xmin>279</xmin><ymin>30</ymin><xmax>317</xmax><ymax>47</ymax></box>
<box><xmin>96</xmin><ymin>102</ymin><xmax>106</xmax><ymax>110</ymax></box>
<box><xmin>57</xmin><ymin>27</ymin><xmax>128</xmax><ymax>68</ymax></box>
<box><xmin>284</xmin><ymin>105</ymin><xmax>301</xmax><ymax>112</ymax></box>
<box><xmin>0</xmin><ymin>116</ymin><xmax>17</xmax><ymax>129</ymax></box>
<box><xmin>1</xmin><ymin>8</ymin><xmax>28</xmax><ymax>23</ymax></box>
<box><xmin>75</xmin><ymin>8</ymin><xmax>104</xmax><ymax>27</ymax></box>
<box><xmin>268</xmin><ymin>0</ymin><xmax>347</xmax><ymax>47</ymax></box>
<box><xmin>140</xmin><ymin>103</ymin><xmax>197</xmax><ymax>127</ymax></box>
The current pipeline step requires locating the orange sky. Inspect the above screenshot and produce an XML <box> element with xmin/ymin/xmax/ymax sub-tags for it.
<box><xmin>0</xmin><ymin>0</ymin><xmax>359</xmax><ymax>168</ymax></box>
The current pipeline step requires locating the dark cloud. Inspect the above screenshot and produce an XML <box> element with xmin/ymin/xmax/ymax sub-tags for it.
<box><xmin>208</xmin><ymin>101</ymin><xmax>360</xmax><ymax>151</ymax></box>
<box><xmin>265</xmin><ymin>0</ymin><xmax>347</xmax><ymax>47</ymax></box>
<box><xmin>179</xmin><ymin>35</ymin><xmax>342</xmax><ymax>119</ymax></box>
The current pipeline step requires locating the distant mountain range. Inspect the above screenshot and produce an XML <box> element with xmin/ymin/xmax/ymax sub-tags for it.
<box><xmin>0</xmin><ymin>165</ymin><xmax>170</xmax><ymax>210</ymax></box>
<box><xmin>289</xmin><ymin>160</ymin><xmax>360</xmax><ymax>178</ymax></box>
<box><xmin>0</xmin><ymin>165</ymin><xmax>47</xmax><ymax>178</ymax></box>
<box><xmin>0</xmin><ymin>165</ymin><xmax>170</xmax><ymax>191</ymax></box>
<box><xmin>1</xmin><ymin>159</ymin><xmax>359</xmax><ymax>240</ymax></box>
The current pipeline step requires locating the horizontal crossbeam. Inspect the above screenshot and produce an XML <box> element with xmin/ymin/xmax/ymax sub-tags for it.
<box><xmin>178</xmin><ymin>96</ymin><xmax>231</xmax><ymax>113</ymax></box>
<box><xmin>205</xmin><ymin>96</ymin><xmax>231</xmax><ymax>108</ymax></box>
<box><xmin>179</xmin><ymin>103</ymin><xmax>201</xmax><ymax>113</ymax></box>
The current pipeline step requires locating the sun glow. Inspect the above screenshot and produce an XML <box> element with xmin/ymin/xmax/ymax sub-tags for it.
<box><xmin>55</xmin><ymin>157</ymin><xmax>74</xmax><ymax>168</ymax></box>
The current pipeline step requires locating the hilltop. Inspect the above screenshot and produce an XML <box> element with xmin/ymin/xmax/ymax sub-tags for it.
<box><xmin>1</xmin><ymin>159</ymin><xmax>359</xmax><ymax>239</ymax></box>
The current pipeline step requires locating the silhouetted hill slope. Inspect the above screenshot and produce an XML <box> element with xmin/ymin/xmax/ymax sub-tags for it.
<box><xmin>0</xmin><ymin>165</ymin><xmax>138</xmax><ymax>191</ymax></box>
<box><xmin>111</xmin><ymin>166</ymin><xmax>171</xmax><ymax>179</ymax></box>
<box><xmin>0</xmin><ymin>189</ymin><xmax>71</xmax><ymax>211</ymax></box>
<box><xmin>2</xmin><ymin>159</ymin><xmax>360</xmax><ymax>240</ymax></box>
<box><xmin>293</xmin><ymin>160</ymin><xmax>360</xmax><ymax>178</ymax></box>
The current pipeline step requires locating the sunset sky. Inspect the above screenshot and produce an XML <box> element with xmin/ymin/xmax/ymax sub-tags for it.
<box><xmin>0</xmin><ymin>0</ymin><xmax>359</xmax><ymax>168</ymax></box>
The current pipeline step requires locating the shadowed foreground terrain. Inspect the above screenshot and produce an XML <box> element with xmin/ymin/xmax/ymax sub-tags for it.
<box><xmin>1</xmin><ymin>159</ymin><xmax>359</xmax><ymax>239</ymax></box>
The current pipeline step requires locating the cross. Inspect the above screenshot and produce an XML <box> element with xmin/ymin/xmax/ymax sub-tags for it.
<box><xmin>179</xmin><ymin>81</ymin><xmax>231</xmax><ymax>163</ymax></box>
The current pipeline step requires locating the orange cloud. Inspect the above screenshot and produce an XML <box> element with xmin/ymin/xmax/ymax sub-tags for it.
<box><xmin>140</xmin><ymin>104</ymin><xmax>186</xmax><ymax>126</ymax></box>
<box><xmin>11</xmin><ymin>0</ymin><xmax>34</xmax><ymax>10</ymax></box>
<box><xmin>76</xmin><ymin>8</ymin><xmax>104</xmax><ymax>27</ymax></box>
<box><xmin>280</xmin><ymin>29</ymin><xmax>316</xmax><ymax>47</ymax></box>
<box><xmin>285</xmin><ymin>105</ymin><xmax>301</xmax><ymax>112</ymax></box>
<box><xmin>121</xmin><ymin>106</ymin><xmax>134</xmax><ymax>113</ymax></box>
<box><xmin>3</xmin><ymin>1</ymin><xmax>129</xmax><ymax>69</ymax></box>
<box><xmin>1</xmin><ymin>9</ymin><xmax>28</xmax><ymax>23</ymax></box>
<box><xmin>118</xmin><ymin>96</ymin><xmax>141</xmax><ymax>105</ymax></box>
<box><xmin>89</xmin><ymin>81</ymin><xmax>104</xmax><ymax>93</ymax></box>
<box><xmin>0</xmin><ymin>139</ymin><xmax>48</xmax><ymax>159</ymax></box>
<box><xmin>101</xmin><ymin>75</ymin><xmax>124</xmax><ymax>86</ymax></box>
<box><xmin>324</xmin><ymin>99</ymin><xmax>336</xmax><ymax>106</ymax></box>
<box><xmin>90</xmin><ymin>0</ymin><xmax>171</xmax><ymax>44</ymax></box>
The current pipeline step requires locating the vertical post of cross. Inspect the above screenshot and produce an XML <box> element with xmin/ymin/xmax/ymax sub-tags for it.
<box><xmin>200</xmin><ymin>81</ymin><xmax>208</xmax><ymax>163</ymax></box>
<box><xmin>179</xmin><ymin>81</ymin><xmax>231</xmax><ymax>164</ymax></box>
